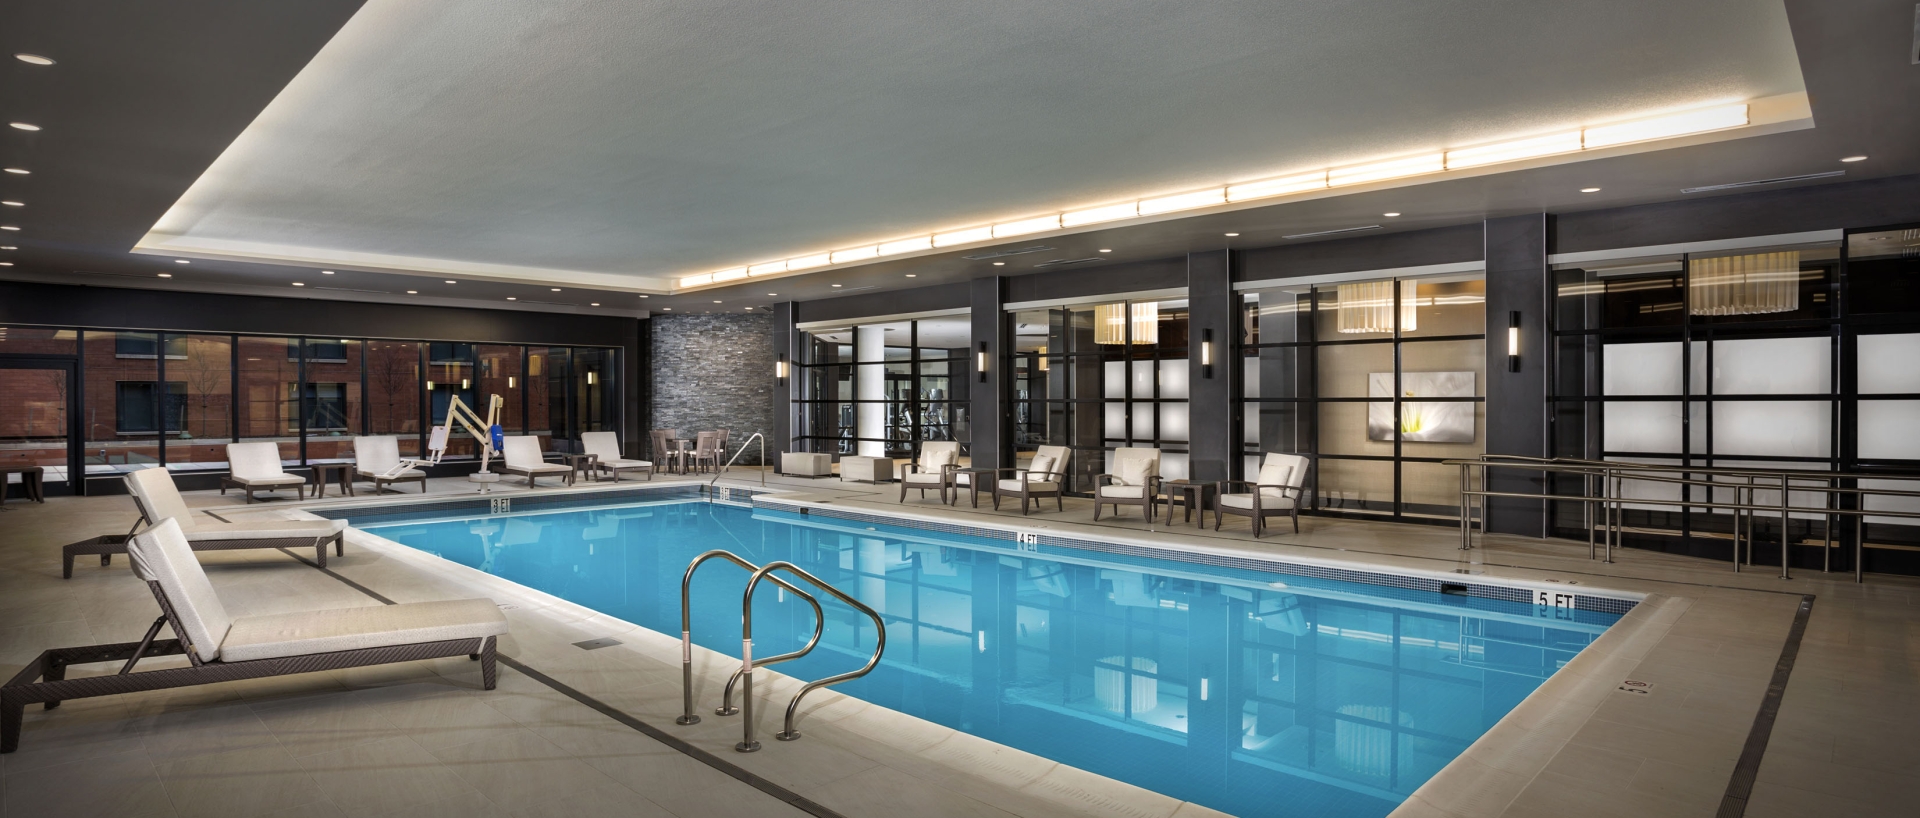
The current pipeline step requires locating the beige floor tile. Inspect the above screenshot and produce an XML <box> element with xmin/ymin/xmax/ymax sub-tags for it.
<box><xmin>0</xmin><ymin>749</ymin><xmax>176</xmax><ymax>818</ymax></box>
<box><xmin>156</xmin><ymin>744</ymin><xmax>328</xmax><ymax>818</ymax></box>
<box><xmin>262</xmin><ymin>801</ymin><xmax>349</xmax><ymax>818</ymax></box>
<box><xmin>426</xmin><ymin>728</ymin><xmax>625</xmax><ymax>813</ymax></box>
<box><xmin>300</xmin><ymin>736</ymin><xmax>478</xmax><ymax>817</ymax></box>
<box><xmin>253</xmin><ymin>690</ymin><xmax>405</xmax><ymax>759</ymax></box>
<box><xmin>372</xmin><ymin>688</ymin><xmax>524</xmax><ymax>750</ymax></box>
<box><xmin>136</xmin><ymin>700</ymin><xmax>284</xmax><ymax>761</ymax></box>
<box><xmin>805</xmin><ymin>765</ymin><xmax>1019</xmax><ymax>818</ymax></box>
<box><xmin>371</xmin><ymin>790</ymin><xmax>510</xmax><ymax>818</ymax></box>
<box><xmin>582</xmin><ymin>744</ymin><xmax>811</xmax><ymax>818</ymax></box>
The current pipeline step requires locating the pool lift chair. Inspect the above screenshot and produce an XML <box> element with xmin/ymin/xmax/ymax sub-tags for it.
<box><xmin>386</xmin><ymin>394</ymin><xmax>507</xmax><ymax>492</ymax></box>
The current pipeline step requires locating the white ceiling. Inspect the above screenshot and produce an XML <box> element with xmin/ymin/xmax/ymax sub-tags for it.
<box><xmin>137</xmin><ymin>0</ymin><xmax>1806</xmax><ymax>293</ymax></box>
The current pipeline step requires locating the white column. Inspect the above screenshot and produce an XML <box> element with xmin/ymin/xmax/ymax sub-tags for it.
<box><xmin>856</xmin><ymin>326</ymin><xmax>887</xmax><ymax>458</ymax></box>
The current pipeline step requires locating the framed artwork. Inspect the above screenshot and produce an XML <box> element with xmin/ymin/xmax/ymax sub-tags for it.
<box><xmin>1367</xmin><ymin>371</ymin><xmax>1476</xmax><ymax>443</ymax></box>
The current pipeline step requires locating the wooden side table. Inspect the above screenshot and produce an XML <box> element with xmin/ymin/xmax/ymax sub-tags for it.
<box><xmin>562</xmin><ymin>453</ymin><xmax>599</xmax><ymax>485</ymax></box>
<box><xmin>309</xmin><ymin>463</ymin><xmax>354</xmax><ymax>498</ymax></box>
<box><xmin>1160</xmin><ymin>479</ymin><xmax>1215</xmax><ymax>529</ymax></box>
<box><xmin>0</xmin><ymin>465</ymin><xmax>46</xmax><ymax>507</ymax></box>
<box><xmin>947</xmin><ymin>467</ymin><xmax>998</xmax><ymax>508</ymax></box>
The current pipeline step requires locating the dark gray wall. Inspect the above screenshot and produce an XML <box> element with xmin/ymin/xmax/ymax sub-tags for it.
<box><xmin>970</xmin><ymin>277</ymin><xmax>1008</xmax><ymax>471</ymax></box>
<box><xmin>1006</xmin><ymin>257</ymin><xmax>1187</xmax><ymax>303</ymax></box>
<box><xmin>794</xmin><ymin>282</ymin><xmax>969</xmax><ymax>324</ymax></box>
<box><xmin>1483</xmin><ymin>214</ymin><xmax>1550</xmax><ymax>537</ymax></box>
<box><xmin>1238</xmin><ymin>224</ymin><xmax>1484</xmax><ymax>282</ymax></box>
<box><xmin>1554</xmin><ymin>174</ymin><xmax>1920</xmax><ymax>254</ymax></box>
<box><xmin>649</xmin><ymin>313</ymin><xmax>775</xmax><ymax>465</ymax></box>
<box><xmin>769</xmin><ymin>302</ymin><xmax>796</xmax><ymax>463</ymax></box>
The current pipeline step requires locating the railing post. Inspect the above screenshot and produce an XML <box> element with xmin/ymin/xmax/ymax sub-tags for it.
<box><xmin>1779</xmin><ymin>474</ymin><xmax>1791</xmax><ymax>580</ymax></box>
<box><xmin>1458</xmin><ymin>462</ymin><xmax>1470</xmax><ymax>551</ymax></box>
<box><xmin>736</xmin><ymin>636</ymin><xmax>759</xmax><ymax>752</ymax></box>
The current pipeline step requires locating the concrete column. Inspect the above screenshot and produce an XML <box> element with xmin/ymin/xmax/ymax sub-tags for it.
<box><xmin>1484</xmin><ymin>214</ymin><xmax>1550</xmax><ymax>537</ymax></box>
<box><xmin>855</xmin><ymin>326</ymin><xmax>887</xmax><ymax>458</ymax></box>
<box><xmin>1187</xmin><ymin>250</ymin><xmax>1235</xmax><ymax>482</ymax></box>
<box><xmin>770</xmin><ymin>302</ymin><xmax>794</xmax><ymax>464</ymax></box>
<box><xmin>969</xmin><ymin>277</ymin><xmax>1008</xmax><ymax>471</ymax></box>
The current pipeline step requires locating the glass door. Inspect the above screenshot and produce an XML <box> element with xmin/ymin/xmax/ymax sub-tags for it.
<box><xmin>0</xmin><ymin>360</ymin><xmax>79</xmax><ymax>496</ymax></box>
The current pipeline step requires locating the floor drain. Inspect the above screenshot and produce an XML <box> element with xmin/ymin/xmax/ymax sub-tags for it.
<box><xmin>573</xmin><ymin>637</ymin><xmax>622</xmax><ymax>650</ymax></box>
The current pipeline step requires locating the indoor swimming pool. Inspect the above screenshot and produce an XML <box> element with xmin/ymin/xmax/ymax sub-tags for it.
<box><xmin>339</xmin><ymin>495</ymin><xmax>1627</xmax><ymax>818</ymax></box>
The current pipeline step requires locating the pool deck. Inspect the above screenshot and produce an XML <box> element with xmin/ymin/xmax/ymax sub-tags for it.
<box><xmin>2</xmin><ymin>469</ymin><xmax>1915</xmax><ymax>818</ymax></box>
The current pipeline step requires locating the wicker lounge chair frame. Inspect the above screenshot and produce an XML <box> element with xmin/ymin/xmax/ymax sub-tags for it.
<box><xmin>85</xmin><ymin>470</ymin><xmax>346</xmax><ymax>577</ymax></box>
<box><xmin>1093</xmin><ymin>447</ymin><xmax>1161</xmax><ymax>521</ymax></box>
<box><xmin>1215</xmin><ymin>453</ymin><xmax>1310</xmax><ymax>537</ymax></box>
<box><xmin>1</xmin><ymin>579</ymin><xmax>497</xmax><ymax>754</ymax></box>
<box><xmin>992</xmin><ymin>445</ymin><xmax>1070</xmax><ymax>516</ymax></box>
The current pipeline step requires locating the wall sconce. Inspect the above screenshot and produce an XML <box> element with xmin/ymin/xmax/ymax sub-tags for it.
<box><xmin>776</xmin><ymin>353</ymin><xmax>789</xmax><ymax>382</ymax></box>
<box><xmin>461</xmin><ymin>378</ymin><xmax>470</xmax><ymax>389</ymax></box>
<box><xmin>1200</xmin><ymin>328</ymin><xmax>1214</xmax><ymax>379</ymax></box>
<box><xmin>977</xmin><ymin>341</ymin><xmax>989</xmax><ymax>382</ymax></box>
<box><xmin>1507</xmin><ymin>311</ymin><xmax>1521</xmax><ymax>372</ymax></box>
<box><xmin>586</xmin><ymin>371</ymin><xmax>597</xmax><ymax>385</ymax></box>
<box><xmin>426</xmin><ymin>380</ymin><xmax>435</xmax><ymax>391</ymax></box>
<box><xmin>507</xmin><ymin>376</ymin><xmax>516</xmax><ymax>388</ymax></box>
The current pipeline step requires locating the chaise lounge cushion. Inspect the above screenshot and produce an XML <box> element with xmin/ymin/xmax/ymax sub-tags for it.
<box><xmin>581</xmin><ymin>432</ymin><xmax>652</xmax><ymax>471</ymax></box>
<box><xmin>1218</xmin><ymin>493</ymin><xmax>1294</xmax><ymax>510</ymax></box>
<box><xmin>127</xmin><ymin>519</ymin><xmax>234</xmax><ymax>662</ymax></box>
<box><xmin>353</xmin><ymin>435</ymin><xmax>425</xmax><ymax>480</ymax></box>
<box><xmin>127</xmin><ymin>468</ymin><xmax>344</xmax><ymax>542</ymax></box>
<box><xmin>500</xmin><ymin>436</ymin><xmax>570</xmax><ymax>474</ymax></box>
<box><xmin>220</xmin><ymin>598</ymin><xmax>509</xmax><ymax>663</ymax></box>
<box><xmin>184</xmin><ymin>519</ymin><xmax>348</xmax><ymax>541</ymax></box>
<box><xmin>1097</xmin><ymin>484</ymin><xmax>1147</xmax><ymax>499</ymax></box>
<box><xmin>999</xmin><ymin>479</ymin><xmax>1059</xmax><ymax>492</ymax></box>
<box><xmin>227</xmin><ymin>442</ymin><xmax>307</xmax><ymax>487</ymax></box>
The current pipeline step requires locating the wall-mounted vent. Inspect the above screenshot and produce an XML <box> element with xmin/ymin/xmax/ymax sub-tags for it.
<box><xmin>962</xmin><ymin>245</ymin><xmax>1053</xmax><ymax>260</ymax></box>
<box><xmin>1032</xmin><ymin>257</ymin><xmax>1105</xmax><ymax>268</ymax></box>
<box><xmin>1440</xmin><ymin>583</ymin><xmax>1469</xmax><ymax>596</ymax></box>
<box><xmin>1680</xmin><ymin>170</ymin><xmax>1844</xmax><ymax>194</ymax></box>
<box><xmin>1282</xmin><ymin>224</ymin><xmax>1382</xmax><ymax>240</ymax></box>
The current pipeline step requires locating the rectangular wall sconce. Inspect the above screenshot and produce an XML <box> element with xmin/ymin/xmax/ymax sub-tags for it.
<box><xmin>776</xmin><ymin>353</ymin><xmax>789</xmax><ymax>381</ymax></box>
<box><xmin>507</xmin><ymin>376</ymin><xmax>516</xmax><ymax>388</ymax></box>
<box><xmin>1507</xmin><ymin>311</ymin><xmax>1522</xmax><ymax>372</ymax></box>
<box><xmin>461</xmin><ymin>378</ymin><xmax>470</xmax><ymax>389</ymax></box>
<box><xmin>977</xmin><ymin>341</ymin><xmax>989</xmax><ymax>382</ymax></box>
<box><xmin>586</xmin><ymin>371</ymin><xmax>597</xmax><ymax>385</ymax></box>
<box><xmin>1200</xmin><ymin>328</ymin><xmax>1214</xmax><ymax>379</ymax></box>
<box><xmin>425</xmin><ymin>380</ymin><xmax>435</xmax><ymax>391</ymax></box>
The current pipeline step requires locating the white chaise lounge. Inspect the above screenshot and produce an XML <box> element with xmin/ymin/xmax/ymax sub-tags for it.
<box><xmin>500</xmin><ymin>436</ymin><xmax>570</xmax><ymax>487</ymax></box>
<box><xmin>75</xmin><ymin>467</ymin><xmax>351</xmax><ymax>576</ymax></box>
<box><xmin>581</xmin><ymin>432</ymin><xmax>653</xmax><ymax>482</ymax></box>
<box><xmin>5</xmin><ymin>518</ymin><xmax>508</xmax><ymax>754</ymax></box>
<box><xmin>354</xmin><ymin>435</ymin><xmax>428</xmax><ymax>494</ymax></box>
<box><xmin>220</xmin><ymin>441</ymin><xmax>310</xmax><ymax>503</ymax></box>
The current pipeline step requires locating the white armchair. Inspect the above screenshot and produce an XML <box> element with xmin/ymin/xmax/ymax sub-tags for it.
<box><xmin>900</xmin><ymin>441</ymin><xmax>959</xmax><ymax>503</ymax></box>
<box><xmin>1093</xmin><ymin>447</ymin><xmax>1160</xmax><ymax>521</ymax></box>
<box><xmin>994</xmin><ymin>445</ymin><xmax>1069</xmax><ymax>515</ymax></box>
<box><xmin>1216</xmin><ymin>453</ymin><xmax>1310</xmax><ymax>537</ymax></box>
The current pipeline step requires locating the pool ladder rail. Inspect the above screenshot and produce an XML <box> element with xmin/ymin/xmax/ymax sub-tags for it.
<box><xmin>676</xmin><ymin>549</ymin><xmax>888</xmax><ymax>752</ymax></box>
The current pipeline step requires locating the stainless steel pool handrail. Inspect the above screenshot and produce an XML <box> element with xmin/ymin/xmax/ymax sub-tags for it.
<box><xmin>736</xmin><ymin>561</ymin><xmax>887</xmax><ymax>752</ymax></box>
<box><xmin>675</xmin><ymin>550</ymin><xmax>823</xmax><ymax>726</ymax></box>
<box><xmin>710</xmin><ymin>431</ymin><xmax>766</xmax><ymax>487</ymax></box>
<box><xmin>1447</xmin><ymin>455</ymin><xmax>1920</xmax><ymax>582</ymax></box>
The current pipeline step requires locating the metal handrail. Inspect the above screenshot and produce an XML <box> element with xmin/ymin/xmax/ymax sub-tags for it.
<box><xmin>735</xmin><ymin>561</ymin><xmax>887</xmax><ymax>752</ymax></box>
<box><xmin>710</xmin><ymin>431</ymin><xmax>766</xmax><ymax>487</ymax></box>
<box><xmin>676</xmin><ymin>550</ymin><xmax>824</xmax><ymax>726</ymax></box>
<box><xmin>1447</xmin><ymin>455</ymin><xmax>1920</xmax><ymax>582</ymax></box>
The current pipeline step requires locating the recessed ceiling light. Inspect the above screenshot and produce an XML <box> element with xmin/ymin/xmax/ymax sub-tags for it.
<box><xmin>1224</xmin><ymin>233</ymin><xmax>1239</xmax><ymax>237</ymax></box>
<box><xmin>9</xmin><ymin>123</ymin><xmax>41</xmax><ymax>132</ymax></box>
<box><xmin>905</xmin><ymin>274</ymin><xmax>917</xmax><ymax>277</ymax></box>
<box><xmin>662</xmin><ymin>307</ymin><xmax>672</xmax><ymax>310</ymax></box>
<box><xmin>992</xmin><ymin>262</ymin><xmax>1005</xmax><ymax>266</ymax></box>
<box><xmin>157</xmin><ymin>273</ymin><xmax>171</xmax><ymax>278</ymax></box>
<box><xmin>1580</xmin><ymin>187</ymin><xmax>1601</xmax><ymax>193</ymax></box>
<box><xmin>174</xmin><ymin>259</ymin><xmax>190</xmax><ymax>264</ymax></box>
<box><xmin>321</xmin><ymin>270</ymin><xmax>334</xmax><ymax>274</ymax></box>
<box><xmin>445</xmin><ymin>280</ymin><xmax>456</xmax><ymax>284</ymax></box>
<box><xmin>1840</xmin><ymin>155</ymin><xmax>1867</xmax><ymax>163</ymax></box>
<box><xmin>551</xmin><ymin>288</ymin><xmax>562</xmax><ymax>292</ymax></box>
<box><xmin>292</xmin><ymin>282</ymin><xmax>305</xmax><ymax>287</ymax></box>
<box><xmin>1382</xmin><ymin>213</ymin><xmax>1401</xmax><ymax>217</ymax></box>
<box><xmin>406</xmin><ymin>290</ymin><xmax>418</xmax><ymax>294</ymax></box>
<box><xmin>767</xmin><ymin>292</ymin><xmax>778</xmax><ymax>296</ymax></box>
<box><xmin>0</xmin><ymin>226</ymin><xmax>18</xmax><ymax>231</ymax></box>
<box><xmin>831</xmin><ymin>284</ymin><xmax>842</xmax><ymax>287</ymax></box>
<box><xmin>13</xmin><ymin>54</ymin><xmax>54</xmax><ymax>66</ymax></box>
<box><xmin>0</xmin><ymin>262</ymin><xmax>11</xmax><ymax>267</ymax></box>
<box><xmin>639</xmin><ymin>295</ymin><xmax>649</xmax><ymax>298</ymax></box>
<box><xmin>506</xmin><ymin>297</ymin><xmax>516</xmax><ymax>301</ymax></box>
<box><xmin>590</xmin><ymin>302</ymin><xmax>601</xmax><ymax>306</ymax></box>
<box><xmin>0</xmin><ymin>245</ymin><xmax>14</xmax><ymax>250</ymax></box>
<box><xmin>3</xmin><ymin>168</ymin><xmax>28</xmax><ymax>175</ymax></box>
<box><xmin>713</xmin><ymin>300</ymin><xmax>723</xmax><ymax>303</ymax></box>
<box><xmin>1099</xmin><ymin>249</ymin><xmax>1111</xmax><ymax>253</ymax></box>
<box><xmin>0</xmin><ymin>201</ymin><xmax>20</xmax><ymax>207</ymax></box>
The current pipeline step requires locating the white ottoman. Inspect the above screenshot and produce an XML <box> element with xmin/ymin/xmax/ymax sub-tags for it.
<box><xmin>781</xmin><ymin>451</ymin><xmax>833</xmax><ymax>477</ymax></box>
<box><xmin>840</xmin><ymin>455</ymin><xmax>894</xmax><ymax>483</ymax></box>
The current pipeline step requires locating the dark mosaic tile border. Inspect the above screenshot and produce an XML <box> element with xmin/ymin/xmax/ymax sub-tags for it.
<box><xmin>314</xmin><ymin>483</ymin><xmax>767</xmax><ymax>523</ymax></box>
<box><xmin>753</xmin><ymin>498</ymin><xmax>1638</xmax><ymax>616</ymax></box>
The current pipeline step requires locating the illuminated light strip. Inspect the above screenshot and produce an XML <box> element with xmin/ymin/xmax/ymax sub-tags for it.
<box><xmin>677</xmin><ymin>101</ymin><xmax>1754</xmax><ymax>291</ymax></box>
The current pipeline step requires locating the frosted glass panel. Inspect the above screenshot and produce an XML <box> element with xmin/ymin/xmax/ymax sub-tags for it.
<box><xmin>1158</xmin><ymin>402</ymin><xmax>1189</xmax><ymax>442</ymax></box>
<box><xmin>1103</xmin><ymin>361</ymin><xmax>1125</xmax><ymax>399</ymax></box>
<box><xmin>856</xmin><ymin>327</ymin><xmax>887</xmax><ymax>457</ymax></box>
<box><xmin>1603</xmin><ymin>343</ymin><xmax>1681</xmax><ymax>396</ymax></box>
<box><xmin>1862</xmin><ymin>478</ymin><xmax>1920</xmax><ymax>526</ymax></box>
<box><xmin>1131</xmin><ymin>403</ymin><xmax>1155</xmax><ymax>440</ymax></box>
<box><xmin>1242</xmin><ymin>357</ymin><xmax>1260</xmax><ymax>399</ymax></box>
<box><xmin>1711</xmin><ymin>401</ymin><xmax>1829</xmax><ymax>457</ymax></box>
<box><xmin>1159</xmin><ymin>452</ymin><xmax>1189</xmax><ymax>481</ymax></box>
<box><xmin>1858</xmin><ymin>400</ymin><xmax>1920</xmax><ymax>460</ymax></box>
<box><xmin>1712</xmin><ymin>337</ymin><xmax>1829</xmax><ymax>395</ymax></box>
<box><xmin>1608</xmin><ymin>457</ymin><xmax>1681</xmax><ymax>512</ymax></box>
<box><xmin>1104</xmin><ymin>403</ymin><xmax>1126</xmax><ymax>439</ymax></box>
<box><xmin>1603</xmin><ymin>402</ymin><xmax>1681</xmax><ymax>453</ymax></box>
<box><xmin>1859</xmin><ymin>334</ymin><xmax>1920</xmax><ymax>394</ymax></box>
<box><xmin>1158</xmin><ymin>360</ymin><xmax>1189</xmax><ymax>400</ymax></box>
<box><xmin>1131</xmin><ymin>360</ymin><xmax>1156</xmax><ymax>399</ymax></box>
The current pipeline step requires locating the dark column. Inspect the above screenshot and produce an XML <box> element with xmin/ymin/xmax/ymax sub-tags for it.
<box><xmin>1187</xmin><ymin>250</ymin><xmax>1235</xmax><ymax>482</ymax></box>
<box><xmin>969</xmin><ymin>277</ymin><xmax>1008</xmax><ymax>471</ymax></box>
<box><xmin>627</xmin><ymin>317</ymin><xmax>647</xmax><ymax>459</ymax></box>
<box><xmin>1484</xmin><ymin>214</ymin><xmax>1550</xmax><ymax>537</ymax></box>
<box><xmin>769</xmin><ymin>302</ymin><xmax>794</xmax><ymax>467</ymax></box>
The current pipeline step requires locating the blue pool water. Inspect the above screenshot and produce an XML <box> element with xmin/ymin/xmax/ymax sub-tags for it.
<box><xmin>350</xmin><ymin>498</ymin><xmax>1622</xmax><ymax>818</ymax></box>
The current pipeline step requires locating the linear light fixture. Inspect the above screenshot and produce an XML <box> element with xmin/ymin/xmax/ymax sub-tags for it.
<box><xmin>673</xmin><ymin>101</ymin><xmax>1757</xmax><ymax>291</ymax></box>
<box><xmin>712</xmin><ymin>268</ymin><xmax>749</xmax><ymax>283</ymax></box>
<box><xmin>1507</xmin><ymin>311</ymin><xmax>1522</xmax><ymax>371</ymax></box>
<box><xmin>977</xmin><ymin>341</ymin><xmax>989</xmax><ymax>382</ymax></box>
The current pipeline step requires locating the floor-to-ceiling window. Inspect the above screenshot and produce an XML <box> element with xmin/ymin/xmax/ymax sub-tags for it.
<box><xmin>1551</xmin><ymin>233</ymin><xmax>1920</xmax><ymax>563</ymax></box>
<box><xmin>1011</xmin><ymin>300</ymin><xmax>1189</xmax><ymax>493</ymax></box>
<box><xmin>792</xmin><ymin>316</ymin><xmax>970</xmax><ymax>460</ymax></box>
<box><xmin>1239</xmin><ymin>276</ymin><xmax>1485</xmax><ymax>520</ymax></box>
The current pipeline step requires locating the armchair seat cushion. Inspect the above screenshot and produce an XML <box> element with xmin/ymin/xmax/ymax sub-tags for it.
<box><xmin>903</xmin><ymin>472</ymin><xmax>945</xmax><ymax>486</ymax></box>
<box><xmin>229</xmin><ymin>474</ymin><xmax>308</xmax><ymax>488</ymax></box>
<box><xmin>220</xmin><ymin>598</ymin><xmax>509</xmax><ymax>663</ymax></box>
<box><xmin>999</xmin><ymin>479</ymin><xmax>1059</xmax><ymax>492</ymax></box>
<box><xmin>1219</xmin><ymin>493</ymin><xmax>1294</xmax><ymax>511</ymax></box>
<box><xmin>1097</xmin><ymin>485</ymin><xmax>1147</xmax><ymax>499</ymax></box>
